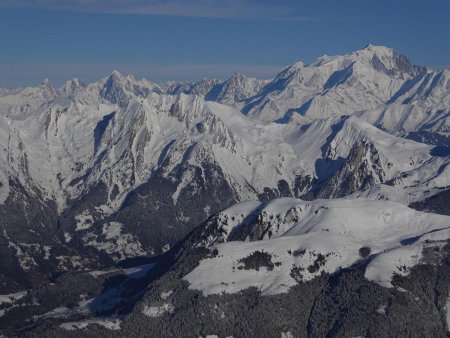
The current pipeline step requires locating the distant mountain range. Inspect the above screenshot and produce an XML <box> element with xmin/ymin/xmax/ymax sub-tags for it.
<box><xmin>1</xmin><ymin>45</ymin><xmax>450</xmax><ymax>337</ymax></box>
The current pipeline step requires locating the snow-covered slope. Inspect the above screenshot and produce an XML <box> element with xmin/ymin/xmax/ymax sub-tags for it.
<box><xmin>350</xmin><ymin>69</ymin><xmax>450</xmax><ymax>147</ymax></box>
<box><xmin>356</xmin><ymin>103</ymin><xmax>450</xmax><ymax>137</ymax></box>
<box><xmin>185</xmin><ymin>198</ymin><xmax>450</xmax><ymax>295</ymax></box>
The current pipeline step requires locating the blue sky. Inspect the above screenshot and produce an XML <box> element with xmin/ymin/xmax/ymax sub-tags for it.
<box><xmin>1</xmin><ymin>0</ymin><xmax>449</xmax><ymax>87</ymax></box>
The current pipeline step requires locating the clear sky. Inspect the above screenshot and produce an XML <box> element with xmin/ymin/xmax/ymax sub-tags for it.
<box><xmin>1</xmin><ymin>0</ymin><xmax>449</xmax><ymax>88</ymax></box>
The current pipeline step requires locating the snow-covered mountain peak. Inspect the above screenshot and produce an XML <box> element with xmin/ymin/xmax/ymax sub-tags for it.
<box><xmin>242</xmin><ymin>45</ymin><xmax>431</xmax><ymax>122</ymax></box>
<box><xmin>355</xmin><ymin>45</ymin><xmax>424</xmax><ymax>78</ymax></box>
<box><xmin>97</xmin><ymin>70</ymin><xmax>163</xmax><ymax>106</ymax></box>
<box><xmin>226</xmin><ymin>72</ymin><xmax>263</xmax><ymax>84</ymax></box>
<box><xmin>229</xmin><ymin>71</ymin><xmax>246</xmax><ymax>79</ymax></box>
<box><xmin>100</xmin><ymin>70</ymin><xmax>130</xmax><ymax>89</ymax></box>
<box><xmin>360</xmin><ymin>43</ymin><xmax>394</xmax><ymax>54</ymax></box>
<box><xmin>100</xmin><ymin>71</ymin><xmax>131</xmax><ymax>106</ymax></box>
<box><xmin>59</xmin><ymin>78</ymin><xmax>85</xmax><ymax>96</ymax></box>
<box><xmin>42</xmin><ymin>78</ymin><xmax>53</xmax><ymax>86</ymax></box>
<box><xmin>205</xmin><ymin>72</ymin><xmax>267</xmax><ymax>107</ymax></box>
<box><xmin>109</xmin><ymin>69</ymin><xmax>126</xmax><ymax>80</ymax></box>
<box><xmin>0</xmin><ymin>88</ymin><xmax>10</xmax><ymax>98</ymax></box>
<box><xmin>190</xmin><ymin>77</ymin><xmax>221</xmax><ymax>95</ymax></box>
<box><xmin>35</xmin><ymin>78</ymin><xmax>58</xmax><ymax>99</ymax></box>
<box><xmin>287</xmin><ymin>60</ymin><xmax>305</xmax><ymax>70</ymax></box>
<box><xmin>308</xmin><ymin>44</ymin><xmax>423</xmax><ymax>80</ymax></box>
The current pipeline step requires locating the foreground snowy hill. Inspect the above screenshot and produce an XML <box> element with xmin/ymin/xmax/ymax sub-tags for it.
<box><xmin>185</xmin><ymin>198</ymin><xmax>450</xmax><ymax>294</ymax></box>
<box><xmin>22</xmin><ymin>198</ymin><xmax>450</xmax><ymax>337</ymax></box>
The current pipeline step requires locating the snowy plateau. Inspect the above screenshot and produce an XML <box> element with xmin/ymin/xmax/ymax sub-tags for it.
<box><xmin>0</xmin><ymin>45</ymin><xmax>450</xmax><ymax>337</ymax></box>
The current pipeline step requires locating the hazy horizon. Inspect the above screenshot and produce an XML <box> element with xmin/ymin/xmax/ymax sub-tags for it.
<box><xmin>1</xmin><ymin>0</ymin><xmax>449</xmax><ymax>87</ymax></box>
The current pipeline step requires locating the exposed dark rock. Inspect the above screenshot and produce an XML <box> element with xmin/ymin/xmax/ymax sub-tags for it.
<box><xmin>359</xmin><ymin>246</ymin><xmax>371</xmax><ymax>258</ymax></box>
<box><xmin>409</xmin><ymin>189</ymin><xmax>450</xmax><ymax>216</ymax></box>
<box><xmin>114</xmin><ymin>161</ymin><xmax>237</xmax><ymax>255</ymax></box>
<box><xmin>238</xmin><ymin>250</ymin><xmax>275</xmax><ymax>271</ymax></box>
<box><xmin>318</xmin><ymin>140</ymin><xmax>385</xmax><ymax>198</ymax></box>
<box><xmin>407</xmin><ymin>130</ymin><xmax>450</xmax><ymax>148</ymax></box>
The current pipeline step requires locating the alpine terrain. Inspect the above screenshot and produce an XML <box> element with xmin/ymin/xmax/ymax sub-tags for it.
<box><xmin>0</xmin><ymin>45</ymin><xmax>450</xmax><ymax>337</ymax></box>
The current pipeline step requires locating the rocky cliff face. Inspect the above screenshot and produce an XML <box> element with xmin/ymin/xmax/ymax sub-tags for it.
<box><xmin>318</xmin><ymin>140</ymin><xmax>386</xmax><ymax>198</ymax></box>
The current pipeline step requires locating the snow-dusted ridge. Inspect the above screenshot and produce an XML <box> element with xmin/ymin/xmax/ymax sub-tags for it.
<box><xmin>0</xmin><ymin>83</ymin><xmax>443</xmax><ymax>211</ymax></box>
<box><xmin>238</xmin><ymin>45</ymin><xmax>450</xmax><ymax>142</ymax></box>
<box><xmin>184</xmin><ymin>198</ymin><xmax>450</xmax><ymax>295</ymax></box>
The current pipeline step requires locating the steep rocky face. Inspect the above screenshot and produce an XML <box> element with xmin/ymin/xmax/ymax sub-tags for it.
<box><xmin>371</xmin><ymin>48</ymin><xmax>425</xmax><ymax>79</ymax></box>
<box><xmin>101</xmin><ymin>74</ymin><xmax>129</xmax><ymax>107</ymax></box>
<box><xmin>317</xmin><ymin>141</ymin><xmax>386</xmax><ymax>198</ymax></box>
<box><xmin>59</xmin><ymin>78</ymin><xmax>85</xmax><ymax>97</ymax></box>
<box><xmin>100</xmin><ymin>71</ymin><xmax>165</xmax><ymax>107</ymax></box>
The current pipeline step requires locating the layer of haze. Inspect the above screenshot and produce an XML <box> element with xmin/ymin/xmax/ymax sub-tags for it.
<box><xmin>0</xmin><ymin>0</ymin><xmax>449</xmax><ymax>87</ymax></box>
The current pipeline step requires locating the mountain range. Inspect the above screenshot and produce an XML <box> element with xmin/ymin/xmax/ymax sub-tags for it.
<box><xmin>1</xmin><ymin>45</ymin><xmax>450</xmax><ymax>337</ymax></box>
